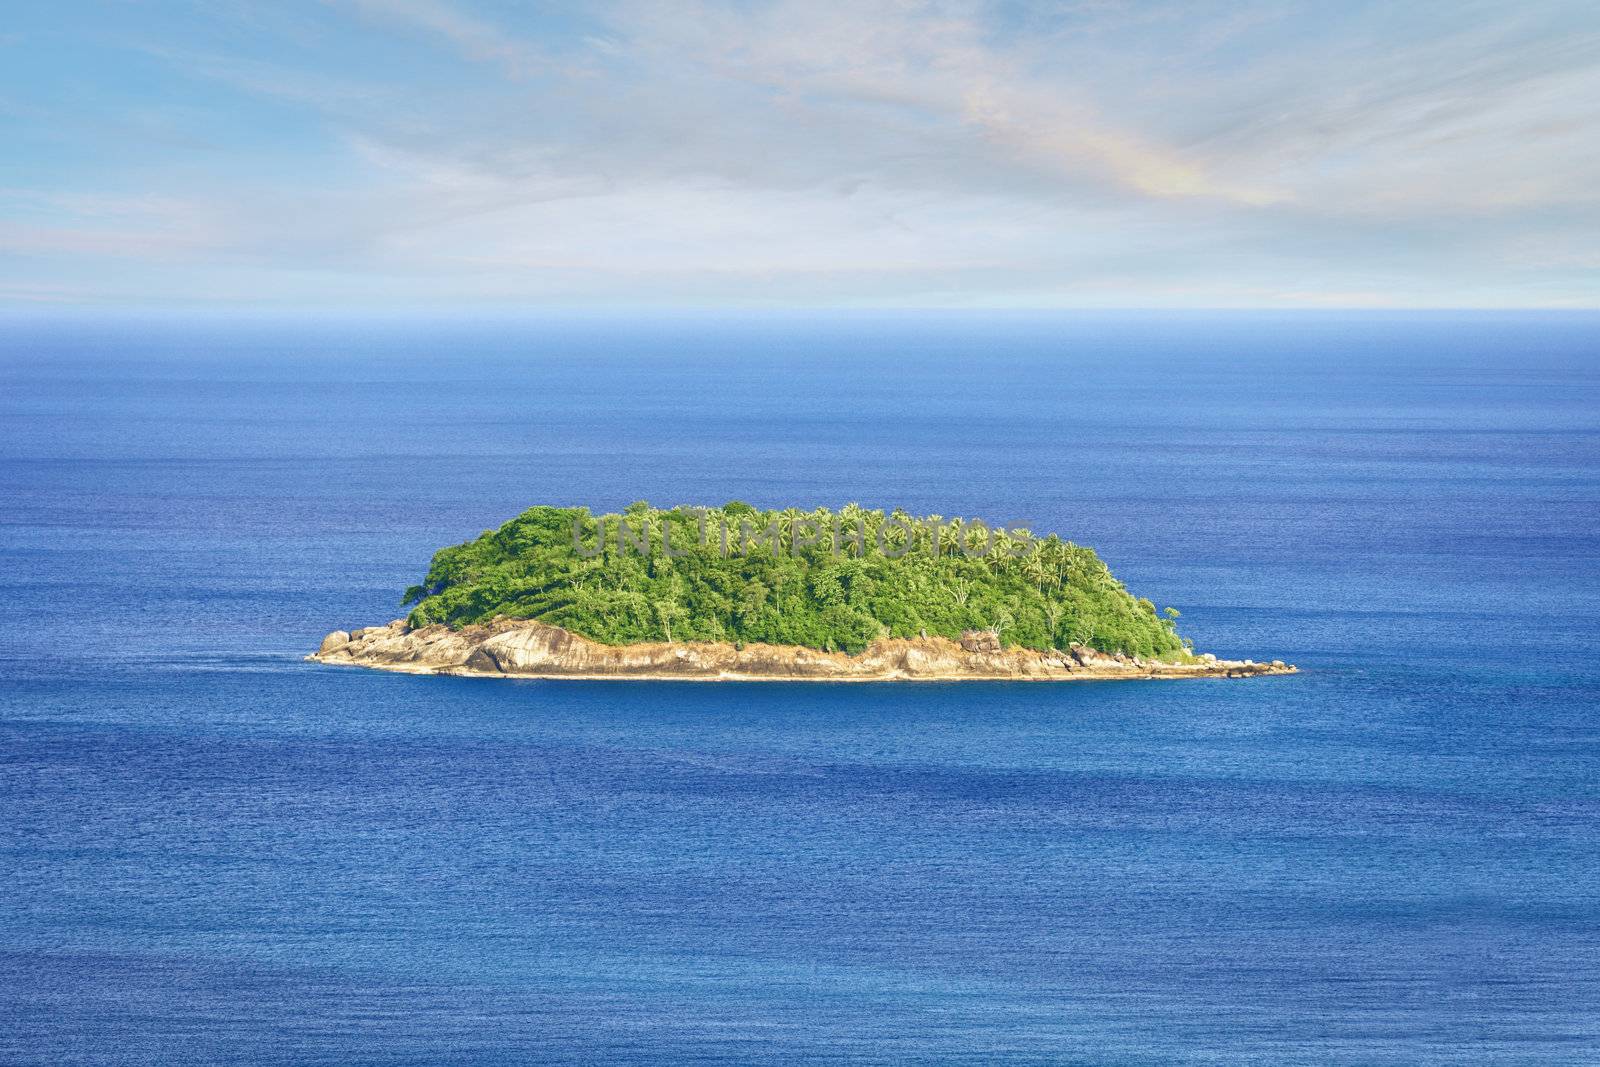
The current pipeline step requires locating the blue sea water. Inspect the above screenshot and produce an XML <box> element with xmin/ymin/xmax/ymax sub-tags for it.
<box><xmin>2</xmin><ymin>310</ymin><xmax>1598</xmax><ymax>1065</ymax></box>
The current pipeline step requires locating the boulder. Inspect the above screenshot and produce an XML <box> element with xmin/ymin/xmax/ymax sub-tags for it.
<box><xmin>318</xmin><ymin>630</ymin><xmax>351</xmax><ymax>654</ymax></box>
<box><xmin>1069</xmin><ymin>643</ymin><xmax>1125</xmax><ymax>670</ymax></box>
<box><xmin>960</xmin><ymin>629</ymin><xmax>1001</xmax><ymax>653</ymax></box>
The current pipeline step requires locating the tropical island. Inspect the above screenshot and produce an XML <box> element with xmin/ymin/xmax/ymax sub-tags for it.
<box><xmin>311</xmin><ymin>502</ymin><xmax>1296</xmax><ymax>681</ymax></box>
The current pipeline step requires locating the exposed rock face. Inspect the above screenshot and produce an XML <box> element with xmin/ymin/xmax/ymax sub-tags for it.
<box><xmin>1068</xmin><ymin>643</ymin><xmax>1124</xmax><ymax>671</ymax></box>
<box><xmin>317</xmin><ymin>630</ymin><xmax>351</xmax><ymax>654</ymax></box>
<box><xmin>959</xmin><ymin>629</ymin><xmax>1001</xmax><ymax>653</ymax></box>
<box><xmin>309</xmin><ymin>617</ymin><xmax>1297</xmax><ymax>682</ymax></box>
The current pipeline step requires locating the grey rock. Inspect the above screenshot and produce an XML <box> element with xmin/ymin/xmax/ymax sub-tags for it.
<box><xmin>960</xmin><ymin>630</ymin><xmax>1001</xmax><ymax>653</ymax></box>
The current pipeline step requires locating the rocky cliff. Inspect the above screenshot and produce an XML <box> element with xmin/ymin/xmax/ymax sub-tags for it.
<box><xmin>310</xmin><ymin>617</ymin><xmax>1296</xmax><ymax>682</ymax></box>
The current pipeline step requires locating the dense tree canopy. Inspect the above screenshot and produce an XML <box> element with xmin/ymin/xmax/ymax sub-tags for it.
<box><xmin>403</xmin><ymin>503</ymin><xmax>1190</xmax><ymax>657</ymax></box>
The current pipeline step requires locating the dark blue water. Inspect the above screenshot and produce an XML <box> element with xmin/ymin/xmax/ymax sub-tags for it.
<box><xmin>3</xmin><ymin>311</ymin><xmax>1599</xmax><ymax>1065</ymax></box>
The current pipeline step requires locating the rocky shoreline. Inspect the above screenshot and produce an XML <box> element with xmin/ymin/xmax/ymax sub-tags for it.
<box><xmin>309</xmin><ymin>617</ymin><xmax>1297</xmax><ymax>682</ymax></box>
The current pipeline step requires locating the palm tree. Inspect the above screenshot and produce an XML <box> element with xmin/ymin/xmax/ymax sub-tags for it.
<box><xmin>946</xmin><ymin>517</ymin><xmax>964</xmax><ymax>557</ymax></box>
<box><xmin>1023</xmin><ymin>551</ymin><xmax>1049</xmax><ymax>592</ymax></box>
<box><xmin>776</xmin><ymin>508</ymin><xmax>801</xmax><ymax>552</ymax></box>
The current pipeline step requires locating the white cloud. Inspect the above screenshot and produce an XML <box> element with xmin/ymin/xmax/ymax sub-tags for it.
<box><xmin>2</xmin><ymin>0</ymin><xmax>1597</xmax><ymax>305</ymax></box>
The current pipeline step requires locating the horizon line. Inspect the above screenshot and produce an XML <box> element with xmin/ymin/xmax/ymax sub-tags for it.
<box><xmin>3</xmin><ymin>304</ymin><xmax>1599</xmax><ymax>318</ymax></box>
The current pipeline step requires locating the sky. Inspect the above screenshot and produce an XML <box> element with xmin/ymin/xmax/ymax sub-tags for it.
<box><xmin>1</xmin><ymin>1</ymin><xmax>1597</xmax><ymax>309</ymax></box>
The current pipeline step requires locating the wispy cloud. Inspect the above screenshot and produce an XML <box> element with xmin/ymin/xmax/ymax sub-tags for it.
<box><xmin>338</xmin><ymin>0</ymin><xmax>552</xmax><ymax>77</ymax></box>
<box><xmin>1</xmin><ymin>0</ymin><xmax>1597</xmax><ymax>306</ymax></box>
<box><xmin>134</xmin><ymin>42</ymin><xmax>393</xmax><ymax>111</ymax></box>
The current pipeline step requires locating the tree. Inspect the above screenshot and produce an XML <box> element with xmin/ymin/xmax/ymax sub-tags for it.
<box><xmin>653</xmin><ymin>598</ymin><xmax>684</xmax><ymax>642</ymax></box>
<box><xmin>403</xmin><ymin>502</ymin><xmax>1189</xmax><ymax>658</ymax></box>
<box><xmin>988</xmin><ymin>607</ymin><xmax>1016</xmax><ymax>645</ymax></box>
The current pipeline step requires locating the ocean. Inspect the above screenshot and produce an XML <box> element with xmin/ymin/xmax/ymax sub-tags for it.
<box><xmin>2</xmin><ymin>310</ymin><xmax>1598</xmax><ymax>1064</ymax></box>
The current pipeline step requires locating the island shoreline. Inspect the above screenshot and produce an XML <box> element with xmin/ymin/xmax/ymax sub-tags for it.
<box><xmin>309</xmin><ymin>618</ymin><xmax>1297</xmax><ymax>683</ymax></box>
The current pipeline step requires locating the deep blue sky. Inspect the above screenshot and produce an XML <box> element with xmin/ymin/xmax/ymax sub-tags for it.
<box><xmin>2</xmin><ymin>1</ymin><xmax>1597</xmax><ymax>308</ymax></box>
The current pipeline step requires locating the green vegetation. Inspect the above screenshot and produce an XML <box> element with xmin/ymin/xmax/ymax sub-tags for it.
<box><xmin>402</xmin><ymin>502</ymin><xmax>1190</xmax><ymax>657</ymax></box>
